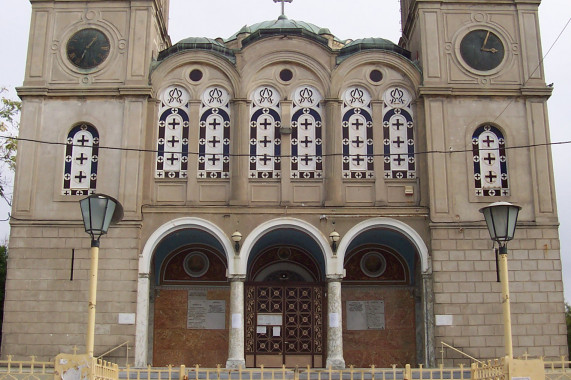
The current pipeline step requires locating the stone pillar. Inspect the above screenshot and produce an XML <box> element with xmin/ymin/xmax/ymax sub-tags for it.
<box><xmin>324</xmin><ymin>99</ymin><xmax>343</xmax><ymax>206</ymax></box>
<box><xmin>135</xmin><ymin>274</ymin><xmax>150</xmax><ymax>367</ymax></box>
<box><xmin>230</xmin><ymin>99</ymin><xmax>249</xmax><ymax>205</ymax></box>
<box><xmin>326</xmin><ymin>276</ymin><xmax>345</xmax><ymax>369</ymax></box>
<box><xmin>226</xmin><ymin>276</ymin><xmax>246</xmax><ymax>368</ymax></box>
<box><xmin>422</xmin><ymin>272</ymin><xmax>435</xmax><ymax>367</ymax></box>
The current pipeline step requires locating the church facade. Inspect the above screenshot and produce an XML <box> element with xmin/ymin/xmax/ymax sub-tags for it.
<box><xmin>3</xmin><ymin>0</ymin><xmax>567</xmax><ymax>369</ymax></box>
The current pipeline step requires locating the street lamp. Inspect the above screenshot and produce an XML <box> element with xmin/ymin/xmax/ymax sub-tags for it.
<box><xmin>479</xmin><ymin>201</ymin><xmax>521</xmax><ymax>359</ymax></box>
<box><xmin>79</xmin><ymin>194</ymin><xmax>124</xmax><ymax>357</ymax></box>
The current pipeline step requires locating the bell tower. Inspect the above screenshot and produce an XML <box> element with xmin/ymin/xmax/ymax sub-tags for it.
<box><xmin>13</xmin><ymin>0</ymin><xmax>171</xmax><ymax>224</ymax></box>
<box><xmin>22</xmin><ymin>0</ymin><xmax>170</xmax><ymax>88</ymax></box>
<box><xmin>399</xmin><ymin>0</ymin><xmax>560</xmax><ymax>363</ymax></box>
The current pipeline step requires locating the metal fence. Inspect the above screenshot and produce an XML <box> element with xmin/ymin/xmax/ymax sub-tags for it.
<box><xmin>0</xmin><ymin>356</ymin><xmax>53</xmax><ymax>380</ymax></box>
<box><xmin>119</xmin><ymin>364</ymin><xmax>472</xmax><ymax>380</ymax></box>
<box><xmin>0</xmin><ymin>355</ymin><xmax>567</xmax><ymax>380</ymax></box>
<box><xmin>545</xmin><ymin>357</ymin><xmax>571</xmax><ymax>380</ymax></box>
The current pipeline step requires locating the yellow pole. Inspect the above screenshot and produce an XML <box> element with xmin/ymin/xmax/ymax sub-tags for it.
<box><xmin>498</xmin><ymin>246</ymin><xmax>513</xmax><ymax>359</ymax></box>
<box><xmin>86</xmin><ymin>242</ymin><xmax>100</xmax><ymax>357</ymax></box>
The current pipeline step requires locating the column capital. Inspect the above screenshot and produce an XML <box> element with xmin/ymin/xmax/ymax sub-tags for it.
<box><xmin>326</xmin><ymin>274</ymin><xmax>344</xmax><ymax>282</ymax></box>
<box><xmin>228</xmin><ymin>274</ymin><xmax>246</xmax><ymax>281</ymax></box>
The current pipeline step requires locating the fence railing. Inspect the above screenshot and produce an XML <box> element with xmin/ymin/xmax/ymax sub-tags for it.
<box><xmin>119</xmin><ymin>363</ymin><xmax>473</xmax><ymax>380</ymax></box>
<box><xmin>544</xmin><ymin>357</ymin><xmax>571</xmax><ymax>380</ymax></box>
<box><xmin>93</xmin><ymin>358</ymin><xmax>119</xmax><ymax>380</ymax></box>
<box><xmin>0</xmin><ymin>356</ymin><xmax>53</xmax><ymax>380</ymax></box>
<box><xmin>0</xmin><ymin>354</ymin><xmax>566</xmax><ymax>380</ymax></box>
<box><xmin>470</xmin><ymin>359</ymin><xmax>505</xmax><ymax>380</ymax></box>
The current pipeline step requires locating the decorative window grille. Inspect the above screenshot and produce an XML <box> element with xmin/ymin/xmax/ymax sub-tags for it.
<box><xmin>342</xmin><ymin>86</ymin><xmax>374</xmax><ymax>179</ymax></box>
<box><xmin>198</xmin><ymin>86</ymin><xmax>231</xmax><ymax>179</ymax></box>
<box><xmin>472</xmin><ymin>125</ymin><xmax>509</xmax><ymax>196</ymax></box>
<box><xmin>249</xmin><ymin>86</ymin><xmax>281</xmax><ymax>179</ymax></box>
<box><xmin>291</xmin><ymin>86</ymin><xmax>323</xmax><ymax>179</ymax></box>
<box><xmin>63</xmin><ymin>123</ymin><xmax>99</xmax><ymax>196</ymax></box>
<box><xmin>382</xmin><ymin>86</ymin><xmax>416</xmax><ymax>179</ymax></box>
<box><xmin>156</xmin><ymin>85</ymin><xmax>190</xmax><ymax>179</ymax></box>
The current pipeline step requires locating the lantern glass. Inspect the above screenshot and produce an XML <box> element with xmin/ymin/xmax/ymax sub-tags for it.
<box><xmin>480</xmin><ymin>202</ymin><xmax>521</xmax><ymax>242</ymax></box>
<box><xmin>80</xmin><ymin>194</ymin><xmax>123</xmax><ymax>241</ymax></box>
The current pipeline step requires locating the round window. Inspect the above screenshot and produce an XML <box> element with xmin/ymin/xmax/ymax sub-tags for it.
<box><xmin>189</xmin><ymin>69</ymin><xmax>203</xmax><ymax>82</ymax></box>
<box><xmin>360</xmin><ymin>252</ymin><xmax>387</xmax><ymax>278</ymax></box>
<box><xmin>279</xmin><ymin>68</ymin><xmax>293</xmax><ymax>82</ymax></box>
<box><xmin>369</xmin><ymin>69</ymin><xmax>383</xmax><ymax>83</ymax></box>
<box><xmin>183</xmin><ymin>252</ymin><xmax>210</xmax><ymax>277</ymax></box>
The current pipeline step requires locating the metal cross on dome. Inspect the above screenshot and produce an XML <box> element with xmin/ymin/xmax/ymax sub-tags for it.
<box><xmin>273</xmin><ymin>0</ymin><xmax>293</xmax><ymax>17</ymax></box>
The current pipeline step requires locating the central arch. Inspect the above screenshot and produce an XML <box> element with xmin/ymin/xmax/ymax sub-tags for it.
<box><xmin>240</xmin><ymin>218</ymin><xmax>332</xmax><ymax>368</ymax></box>
<box><xmin>238</xmin><ymin>218</ymin><xmax>335</xmax><ymax>275</ymax></box>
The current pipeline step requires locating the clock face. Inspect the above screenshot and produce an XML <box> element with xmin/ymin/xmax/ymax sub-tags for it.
<box><xmin>460</xmin><ymin>29</ymin><xmax>505</xmax><ymax>72</ymax></box>
<box><xmin>66</xmin><ymin>28</ymin><xmax>110</xmax><ymax>69</ymax></box>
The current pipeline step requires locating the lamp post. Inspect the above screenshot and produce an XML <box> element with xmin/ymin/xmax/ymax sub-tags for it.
<box><xmin>479</xmin><ymin>201</ymin><xmax>521</xmax><ymax>359</ymax></box>
<box><xmin>79</xmin><ymin>194</ymin><xmax>124</xmax><ymax>357</ymax></box>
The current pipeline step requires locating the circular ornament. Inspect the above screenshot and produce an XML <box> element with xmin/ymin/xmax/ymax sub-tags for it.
<box><xmin>66</xmin><ymin>28</ymin><xmax>110</xmax><ymax>69</ymax></box>
<box><xmin>183</xmin><ymin>251</ymin><xmax>210</xmax><ymax>278</ymax></box>
<box><xmin>360</xmin><ymin>252</ymin><xmax>387</xmax><ymax>278</ymax></box>
<box><xmin>343</xmin><ymin>86</ymin><xmax>371</xmax><ymax>108</ymax></box>
<box><xmin>293</xmin><ymin>85</ymin><xmax>321</xmax><ymax>108</ymax></box>
<box><xmin>161</xmin><ymin>85</ymin><xmax>190</xmax><ymax>108</ymax></box>
<box><xmin>460</xmin><ymin>29</ymin><xmax>505</xmax><ymax>72</ymax></box>
<box><xmin>383</xmin><ymin>86</ymin><xmax>412</xmax><ymax>109</ymax></box>
<box><xmin>252</xmin><ymin>86</ymin><xmax>280</xmax><ymax>108</ymax></box>
<box><xmin>201</xmin><ymin>86</ymin><xmax>230</xmax><ymax>107</ymax></box>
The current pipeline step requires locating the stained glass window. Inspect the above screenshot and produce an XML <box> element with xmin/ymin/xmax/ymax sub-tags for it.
<box><xmin>62</xmin><ymin>123</ymin><xmax>99</xmax><ymax>196</ymax></box>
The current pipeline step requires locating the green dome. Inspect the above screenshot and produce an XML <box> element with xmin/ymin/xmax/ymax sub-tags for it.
<box><xmin>338</xmin><ymin>37</ymin><xmax>411</xmax><ymax>62</ymax></box>
<box><xmin>226</xmin><ymin>17</ymin><xmax>341</xmax><ymax>48</ymax></box>
<box><xmin>157</xmin><ymin>36</ymin><xmax>235</xmax><ymax>63</ymax></box>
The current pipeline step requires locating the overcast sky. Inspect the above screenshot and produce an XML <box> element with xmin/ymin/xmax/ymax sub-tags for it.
<box><xmin>1</xmin><ymin>1</ymin><xmax>569</xmax><ymax>300</ymax></box>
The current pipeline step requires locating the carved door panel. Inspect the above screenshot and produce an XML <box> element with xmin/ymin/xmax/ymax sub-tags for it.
<box><xmin>245</xmin><ymin>284</ymin><xmax>324</xmax><ymax>367</ymax></box>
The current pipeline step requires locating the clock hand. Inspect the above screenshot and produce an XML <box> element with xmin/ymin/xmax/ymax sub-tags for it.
<box><xmin>481</xmin><ymin>47</ymin><xmax>498</xmax><ymax>53</ymax></box>
<box><xmin>481</xmin><ymin>31</ymin><xmax>491</xmax><ymax>50</ymax></box>
<box><xmin>80</xmin><ymin>36</ymin><xmax>98</xmax><ymax>62</ymax></box>
<box><xmin>86</xmin><ymin>36</ymin><xmax>98</xmax><ymax>49</ymax></box>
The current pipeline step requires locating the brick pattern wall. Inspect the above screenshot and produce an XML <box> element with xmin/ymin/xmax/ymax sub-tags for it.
<box><xmin>431</xmin><ymin>226</ymin><xmax>567</xmax><ymax>365</ymax></box>
<box><xmin>1</xmin><ymin>225</ymin><xmax>140</xmax><ymax>363</ymax></box>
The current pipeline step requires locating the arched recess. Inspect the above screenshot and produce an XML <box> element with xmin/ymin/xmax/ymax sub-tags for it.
<box><xmin>335</xmin><ymin>217</ymin><xmax>429</xmax><ymax>274</ymax></box>
<box><xmin>334</xmin><ymin>217</ymin><xmax>432</xmax><ymax>367</ymax></box>
<box><xmin>240</xmin><ymin>218</ymin><xmax>333</xmax><ymax>368</ymax></box>
<box><xmin>238</xmin><ymin>217</ymin><xmax>335</xmax><ymax>275</ymax></box>
<box><xmin>135</xmin><ymin>218</ymin><xmax>235</xmax><ymax>367</ymax></box>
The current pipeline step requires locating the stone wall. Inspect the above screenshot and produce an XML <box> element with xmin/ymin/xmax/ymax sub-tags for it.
<box><xmin>431</xmin><ymin>225</ymin><xmax>567</xmax><ymax>365</ymax></box>
<box><xmin>1</xmin><ymin>225</ymin><xmax>140</xmax><ymax>363</ymax></box>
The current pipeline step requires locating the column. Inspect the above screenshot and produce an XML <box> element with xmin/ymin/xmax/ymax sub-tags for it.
<box><xmin>326</xmin><ymin>276</ymin><xmax>345</xmax><ymax>369</ymax></box>
<box><xmin>230</xmin><ymin>99</ymin><xmax>249</xmax><ymax>205</ymax></box>
<box><xmin>422</xmin><ymin>272</ymin><xmax>436</xmax><ymax>367</ymax></box>
<box><xmin>324</xmin><ymin>99</ymin><xmax>343</xmax><ymax>206</ymax></box>
<box><xmin>135</xmin><ymin>273</ymin><xmax>150</xmax><ymax>367</ymax></box>
<box><xmin>226</xmin><ymin>276</ymin><xmax>246</xmax><ymax>368</ymax></box>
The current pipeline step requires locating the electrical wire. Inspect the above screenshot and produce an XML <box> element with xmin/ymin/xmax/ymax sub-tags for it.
<box><xmin>0</xmin><ymin>135</ymin><xmax>568</xmax><ymax>160</ymax></box>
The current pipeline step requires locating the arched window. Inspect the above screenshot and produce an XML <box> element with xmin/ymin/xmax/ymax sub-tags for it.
<box><xmin>156</xmin><ymin>85</ymin><xmax>190</xmax><ymax>179</ymax></box>
<box><xmin>382</xmin><ymin>86</ymin><xmax>416</xmax><ymax>179</ymax></box>
<box><xmin>291</xmin><ymin>86</ymin><xmax>323</xmax><ymax>179</ymax></box>
<box><xmin>249</xmin><ymin>86</ymin><xmax>281</xmax><ymax>179</ymax></box>
<box><xmin>198</xmin><ymin>86</ymin><xmax>231</xmax><ymax>179</ymax></box>
<box><xmin>62</xmin><ymin>123</ymin><xmax>99</xmax><ymax>196</ymax></box>
<box><xmin>472</xmin><ymin>125</ymin><xmax>509</xmax><ymax>196</ymax></box>
<box><xmin>342</xmin><ymin>86</ymin><xmax>373</xmax><ymax>179</ymax></box>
